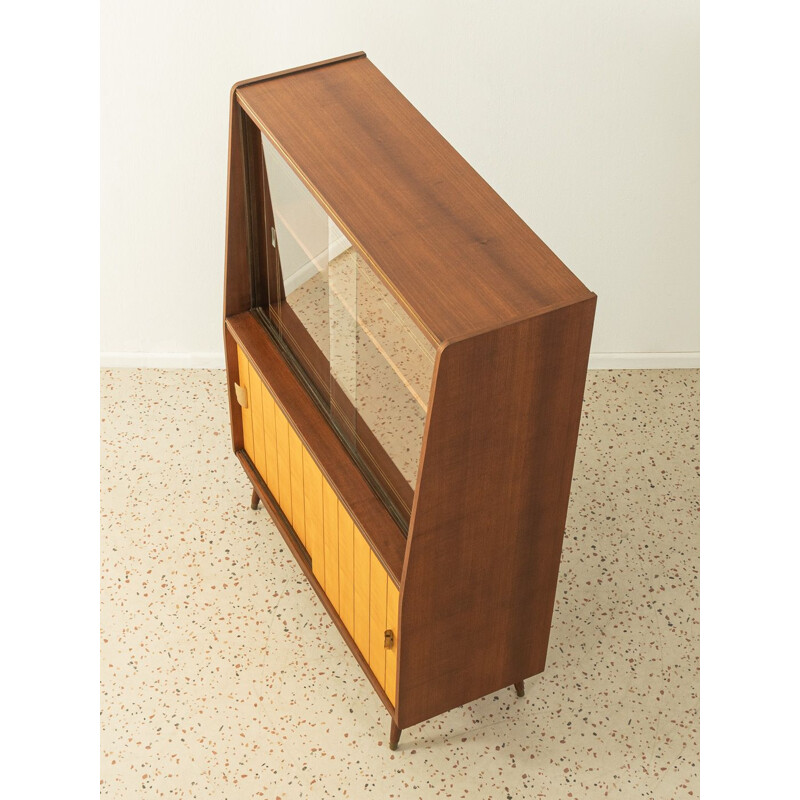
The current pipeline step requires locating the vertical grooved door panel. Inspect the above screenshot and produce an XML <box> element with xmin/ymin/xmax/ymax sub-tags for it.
<box><xmin>337</xmin><ymin>503</ymin><xmax>355</xmax><ymax>636</ymax></box>
<box><xmin>323</xmin><ymin>482</ymin><xmax>340</xmax><ymax>613</ymax></box>
<box><xmin>237</xmin><ymin>347</ymin><xmax>254</xmax><ymax>459</ymax></box>
<box><xmin>353</xmin><ymin>527</ymin><xmax>371</xmax><ymax>662</ymax></box>
<box><xmin>248</xmin><ymin>362</ymin><xmax>267</xmax><ymax>479</ymax></box>
<box><xmin>237</xmin><ymin>346</ymin><xmax>402</xmax><ymax>708</ymax></box>
<box><xmin>274</xmin><ymin>406</ymin><xmax>293</xmax><ymax>522</ymax></box>
<box><xmin>303</xmin><ymin>450</ymin><xmax>325</xmax><ymax>586</ymax></box>
<box><xmin>385</xmin><ymin>582</ymin><xmax>399</xmax><ymax>705</ymax></box>
<box><xmin>287</xmin><ymin>427</ymin><xmax>306</xmax><ymax>546</ymax></box>
<box><xmin>369</xmin><ymin>550</ymin><xmax>388</xmax><ymax>687</ymax></box>
<box><xmin>261</xmin><ymin>386</ymin><xmax>279</xmax><ymax>497</ymax></box>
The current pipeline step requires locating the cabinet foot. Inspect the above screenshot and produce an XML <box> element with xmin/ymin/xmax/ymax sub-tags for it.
<box><xmin>514</xmin><ymin>681</ymin><xmax>525</xmax><ymax>697</ymax></box>
<box><xmin>250</xmin><ymin>488</ymin><xmax>260</xmax><ymax>510</ymax></box>
<box><xmin>389</xmin><ymin>721</ymin><xmax>401</xmax><ymax>750</ymax></box>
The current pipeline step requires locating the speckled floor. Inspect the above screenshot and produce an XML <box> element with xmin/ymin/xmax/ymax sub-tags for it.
<box><xmin>100</xmin><ymin>368</ymin><xmax>698</xmax><ymax>798</ymax></box>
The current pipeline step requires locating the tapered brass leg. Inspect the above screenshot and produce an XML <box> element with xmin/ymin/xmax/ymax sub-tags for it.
<box><xmin>250</xmin><ymin>488</ymin><xmax>260</xmax><ymax>510</ymax></box>
<box><xmin>389</xmin><ymin>721</ymin><xmax>401</xmax><ymax>750</ymax></box>
<box><xmin>514</xmin><ymin>681</ymin><xmax>525</xmax><ymax>697</ymax></box>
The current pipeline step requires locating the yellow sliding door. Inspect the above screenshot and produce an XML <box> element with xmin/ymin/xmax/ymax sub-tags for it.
<box><xmin>236</xmin><ymin>344</ymin><xmax>400</xmax><ymax>707</ymax></box>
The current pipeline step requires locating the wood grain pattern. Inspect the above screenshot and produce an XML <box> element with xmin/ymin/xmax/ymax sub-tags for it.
<box><xmin>337</xmin><ymin>502</ymin><xmax>355</xmax><ymax>636</ymax></box>
<box><xmin>302</xmin><ymin>448</ymin><xmax>325</xmax><ymax>586</ymax></box>
<box><xmin>288</xmin><ymin>426</ymin><xmax>306</xmax><ymax>546</ymax></box>
<box><xmin>261</xmin><ymin>383</ymin><xmax>279</xmax><ymax>497</ymax></box>
<box><xmin>236</xmin><ymin>450</ymin><xmax>397</xmax><ymax>718</ymax></box>
<box><xmin>223</xmin><ymin>104</ymin><xmax>251</xmax><ymax>321</ymax></box>
<box><xmin>240</xmin><ymin>345</ymin><xmax>391</xmax><ymax>701</ymax></box>
<box><xmin>240</xmin><ymin>351</ymin><xmax>397</xmax><ymax>702</ymax></box>
<box><xmin>368</xmin><ymin>550</ymin><xmax>388</xmax><ymax>689</ymax></box>
<box><xmin>232</xmin><ymin>52</ymin><xmax>366</xmax><ymax>92</ymax></box>
<box><xmin>396</xmin><ymin>297</ymin><xmax>596</xmax><ymax>729</ymax></box>
<box><xmin>241</xmin><ymin>347</ymin><xmax>392</xmax><ymax>699</ymax></box>
<box><xmin>241</xmin><ymin>109</ymin><xmax>271</xmax><ymax>310</ymax></box>
<box><xmin>352</xmin><ymin>525</ymin><xmax>371</xmax><ymax>662</ymax></box>
<box><xmin>273</xmin><ymin>405</ymin><xmax>293</xmax><ymax>523</ymax></box>
<box><xmin>237</xmin><ymin>57</ymin><xmax>593</xmax><ymax>344</ymax></box>
<box><xmin>322</xmin><ymin>482</ymin><xmax>340</xmax><ymax>612</ymax></box>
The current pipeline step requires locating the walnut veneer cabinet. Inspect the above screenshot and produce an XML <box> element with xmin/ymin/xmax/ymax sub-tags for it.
<box><xmin>223</xmin><ymin>52</ymin><xmax>596</xmax><ymax>749</ymax></box>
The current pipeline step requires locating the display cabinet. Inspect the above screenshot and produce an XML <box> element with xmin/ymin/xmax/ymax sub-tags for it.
<box><xmin>223</xmin><ymin>52</ymin><xmax>596</xmax><ymax>749</ymax></box>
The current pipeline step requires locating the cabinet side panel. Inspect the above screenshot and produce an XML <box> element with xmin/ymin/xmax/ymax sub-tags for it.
<box><xmin>397</xmin><ymin>297</ymin><xmax>596</xmax><ymax>729</ymax></box>
<box><xmin>224</xmin><ymin>330</ymin><xmax>244</xmax><ymax>451</ymax></box>
<box><xmin>223</xmin><ymin>101</ymin><xmax>251</xmax><ymax>320</ymax></box>
<box><xmin>223</xmin><ymin>100</ymin><xmax>251</xmax><ymax>453</ymax></box>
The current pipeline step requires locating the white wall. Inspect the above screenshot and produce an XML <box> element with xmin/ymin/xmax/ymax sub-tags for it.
<box><xmin>101</xmin><ymin>0</ymin><xmax>699</xmax><ymax>368</ymax></box>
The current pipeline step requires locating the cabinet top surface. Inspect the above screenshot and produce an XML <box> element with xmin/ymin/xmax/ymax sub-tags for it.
<box><xmin>236</xmin><ymin>53</ymin><xmax>593</xmax><ymax>343</ymax></box>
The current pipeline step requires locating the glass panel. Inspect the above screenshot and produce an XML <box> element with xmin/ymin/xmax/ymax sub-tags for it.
<box><xmin>256</xmin><ymin>133</ymin><xmax>435</xmax><ymax>529</ymax></box>
<box><xmin>262</xmin><ymin>134</ymin><xmax>333</xmax><ymax>395</ymax></box>
<box><xmin>327</xmin><ymin>222</ymin><xmax>358</xmax><ymax>453</ymax></box>
<box><xmin>355</xmin><ymin>251</ymin><xmax>434</xmax><ymax>508</ymax></box>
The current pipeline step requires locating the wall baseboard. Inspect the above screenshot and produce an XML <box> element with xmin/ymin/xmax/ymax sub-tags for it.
<box><xmin>101</xmin><ymin>351</ymin><xmax>699</xmax><ymax>370</ymax></box>
<box><xmin>588</xmin><ymin>352</ymin><xmax>699</xmax><ymax>369</ymax></box>
<box><xmin>100</xmin><ymin>352</ymin><xmax>227</xmax><ymax>368</ymax></box>
<box><xmin>282</xmin><ymin>234</ymin><xmax>352</xmax><ymax>295</ymax></box>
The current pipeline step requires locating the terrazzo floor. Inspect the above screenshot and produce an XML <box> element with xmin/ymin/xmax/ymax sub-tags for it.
<box><xmin>100</xmin><ymin>368</ymin><xmax>699</xmax><ymax>799</ymax></box>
